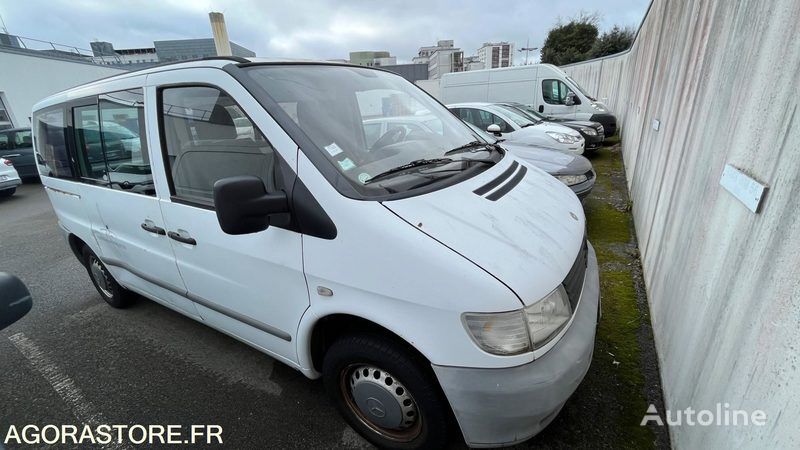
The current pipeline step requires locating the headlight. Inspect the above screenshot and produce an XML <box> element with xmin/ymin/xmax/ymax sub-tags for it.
<box><xmin>591</xmin><ymin>103</ymin><xmax>606</xmax><ymax>112</ymax></box>
<box><xmin>463</xmin><ymin>286</ymin><xmax>573</xmax><ymax>355</ymax></box>
<box><xmin>463</xmin><ymin>310</ymin><xmax>530</xmax><ymax>355</ymax></box>
<box><xmin>546</xmin><ymin>131</ymin><xmax>576</xmax><ymax>144</ymax></box>
<box><xmin>525</xmin><ymin>286</ymin><xmax>572</xmax><ymax>349</ymax></box>
<box><xmin>555</xmin><ymin>174</ymin><xmax>589</xmax><ymax>186</ymax></box>
<box><xmin>581</xmin><ymin>127</ymin><xmax>597</xmax><ymax>136</ymax></box>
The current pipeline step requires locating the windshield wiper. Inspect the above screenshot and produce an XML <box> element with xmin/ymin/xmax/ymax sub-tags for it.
<box><xmin>365</xmin><ymin>158</ymin><xmax>453</xmax><ymax>184</ymax></box>
<box><xmin>444</xmin><ymin>140</ymin><xmax>490</xmax><ymax>156</ymax></box>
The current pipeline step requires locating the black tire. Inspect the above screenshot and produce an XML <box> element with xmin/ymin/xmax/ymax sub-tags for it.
<box><xmin>323</xmin><ymin>333</ymin><xmax>450</xmax><ymax>449</ymax></box>
<box><xmin>0</xmin><ymin>188</ymin><xmax>15</xmax><ymax>197</ymax></box>
<box><xmin>82</xmin><ymin>246</ymin><xmax>135</xmax><ymax>308</ymax></box>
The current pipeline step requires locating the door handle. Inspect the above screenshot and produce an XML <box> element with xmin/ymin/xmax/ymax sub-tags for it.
<box><xmin>168</xmin><ymin>231</ymin><xmax>196</xmax><ymax>245</ymax></box>
<box><xmin>140</xmin><ymin>222</ymin><xmax>166</xmax><ymax>235</ymax></box>
<box><xmin>538</xmin><ymin>105</ymin><xmax>544</xmax><ymax>113</ymax></box>
<box><xmin>3</xmin><ymin>154</ymin><xmax>21</xmax><ymax>158</ymax></box>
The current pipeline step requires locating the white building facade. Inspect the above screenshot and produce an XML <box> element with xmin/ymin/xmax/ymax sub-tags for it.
<box><xmin>476</xmin><ymin>42</ymin><xmax>514</xmax><ymax>69</ymax></box>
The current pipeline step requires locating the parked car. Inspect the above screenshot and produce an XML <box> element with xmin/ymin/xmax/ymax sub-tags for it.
<box><xmin>498</xmin><ymin>102</ymin><xmax>606</xmax><ymax>151</ymax></box>
<box><xmin>0</xmin><ymin>128</ymin><xmax>38</xmax><ymax>180</ymax></box>
<box><xmin>449</xmin><ymin>102</ymin><xmax>585</xmax><ymax>154</ymax></box>
<box><xmin>0</xmin><ymin>157</ymin><xmax>22</xmax><ymax>197</ymax></box>
<box><xmin>439</xmin><ymin>63</ymin><xmax>617</xmax><ymax>136</ymax></box>
<box><xmin>34</xmin><ymin>58</ymin><xmax>599</xmax><ymax>449</ymax></box>
<box><xmin>465</xmin><ymin>122</ymin><xmax>595</xmax><ymax>200</ymax></box>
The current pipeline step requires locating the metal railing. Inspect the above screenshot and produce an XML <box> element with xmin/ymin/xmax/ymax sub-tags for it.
<box><xmin>0</xmin><ymin>32</ymin><xmax>123</xmax><ymax>65</ymax></box>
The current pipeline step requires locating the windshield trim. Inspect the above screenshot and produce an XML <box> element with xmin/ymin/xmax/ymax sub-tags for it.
<box><xmin>226</xmin><ymin>63</ymin><xmax>500</xmax><ymax>202</ymax></box>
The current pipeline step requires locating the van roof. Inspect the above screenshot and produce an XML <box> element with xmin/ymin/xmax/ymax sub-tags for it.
<box><xmin>441</xmin><ymin>63</ymin><xmax>561</xmax><ymax>78</ymax></box>
<box><xmin>32</xmin><ymin>57</ymin><xmax>366</xmax><ymax>112</ymax></box>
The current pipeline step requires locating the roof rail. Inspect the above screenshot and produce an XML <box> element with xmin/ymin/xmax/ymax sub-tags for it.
<box><xmin>197</xmin><ymin>55</ymin><xmax>250</xmax><ymax>63</ymax></box>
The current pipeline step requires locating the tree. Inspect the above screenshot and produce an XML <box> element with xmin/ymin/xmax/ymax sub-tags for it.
<box><xmin>540</xmin><ymin>12</ymin><xmax>599</xmax><ymax>66</ymax></box>
<box><xmin>590</xmin><ymin>25</ymin><xmax>636</xmax><ymax>58</ymax></box>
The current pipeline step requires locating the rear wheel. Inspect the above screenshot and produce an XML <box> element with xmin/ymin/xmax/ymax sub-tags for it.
<box><xmin>0</xmin><ymin>188</ymin><xmax>15</xmax><ymax>197</ymax></box>
<box><xmin>322</xmin><ymin>334</ymin><xmax>450</xmax><ymax>449</ymax></box>
<box><xmin>82</xmin><ymin>246</ymin><xmax>135</xmax><ymax>308</ymax></box>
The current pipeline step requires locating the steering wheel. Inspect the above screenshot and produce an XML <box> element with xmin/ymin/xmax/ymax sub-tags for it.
<box><xmin>371</xmin><ymin>126</ymin><xmax>407</xmax><ymax>151</ymax></box>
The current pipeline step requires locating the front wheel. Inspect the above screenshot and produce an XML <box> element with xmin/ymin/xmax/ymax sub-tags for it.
<box><xmin>0</xmin><ymin>188</ymin><xmax>15</xmax><ymax>197</ymax></box>
<box><xmin>322</xmin><ymin>334</ymin><xmax>451</xmax><ymax>449</ymax></box>
<box><xmin>82</xmin><ymin>246</ymin><xmax>135</xmax><ymax>308</ymax></box>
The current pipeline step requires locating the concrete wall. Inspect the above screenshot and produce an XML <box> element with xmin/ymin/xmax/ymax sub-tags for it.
<box><xmin>0</xmin><ymin>48</ymin><xmax>126</xmax><ymax>127</ymax></box>
<box><xmin>563</xmin><ymin>0</ymin><xmax>800</xmax><ymax>448</ymax></box>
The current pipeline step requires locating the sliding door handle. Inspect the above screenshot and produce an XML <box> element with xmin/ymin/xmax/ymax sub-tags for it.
<box><xmin>168</xmin><ymin>231</ymin><xmax>196</xmax><ymax>245</ymax></box>
<box><xmin>141</xmin><ymin>222</ymin><xmax>166</xmax><ymax>235</ymax></box>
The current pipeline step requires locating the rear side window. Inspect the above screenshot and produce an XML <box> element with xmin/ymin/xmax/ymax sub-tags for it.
<box><xmin>159</xmin><ymin>86</ymin><xmax>278</xmax><ymax>207</ymax></box>
<box><xmin>0</xmin><ymin>132</ymin><xmax>8</xmax><ymax>150</ymax></box>
<box><xmin>33</xmin><ymin>107</ymin><xmax>73</xmax><ymax>178</ymax></box>
<box><xmin>99</xmin><ymin>89</ymin><xmax>153</xmax><ymax>195</ymax></box>
<box><xmin>73</xmin><ymin>104</ymin><xmax>107</xmax><ymax>182</ymax></box>
<box><xmin>13</xmin><ymin>130</ymin><xmax>32</xmax><ymax>147</ymax></box>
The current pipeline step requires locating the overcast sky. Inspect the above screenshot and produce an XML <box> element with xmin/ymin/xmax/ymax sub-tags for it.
<box><xmin>0</xmin><ymin>0</ymin><xmax>649</xmax><ymax>63</ymax></box>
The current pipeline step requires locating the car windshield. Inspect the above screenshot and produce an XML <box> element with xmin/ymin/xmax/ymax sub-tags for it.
<box><xmin>492</xmin><ymin>105</ymin><xmax>537</xmax><ymax>127</ymax></box>
<box><xmin>509</xmin><ymin>104</ymin><xmax>548</xmax><ymax>121</ymax></box>
<box><xmin>244</xmin><ymin>65</ymin><xmax>493</xmax><ymax>196</ymax></box>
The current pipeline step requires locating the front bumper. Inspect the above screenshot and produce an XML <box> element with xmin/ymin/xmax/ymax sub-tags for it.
<box><xmin>590</xmin><ymin>113</ymin><xmax>617</xmax><ymax>137</ymax></box>
<box><xmin>0</xmin><ymin>177</ymin><xmax>22</xmax><ymax>191</ymax></box>
<box><xmin>583</xmin><ymin>134</ymin><xmax>604</xmax><ymax>151</ymax></box>
<box><xmin>432</xmin><ymin>243</ymin><xmax>600</xmax><ymax>448</ymax></box>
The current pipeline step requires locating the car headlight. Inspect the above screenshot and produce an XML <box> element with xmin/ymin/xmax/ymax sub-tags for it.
<box><xmin>555</xmin><ymin>174</ymin><xmax>589</xmax><ymax>186</ymax></box>
<box><xmin>462</xmin><ymin>286</ymin><xmax>573</xmax><ymax>355</ymax></box>
<box><xmin>546</xmin><ymin>131</ymin><xmax>576</xmax><ymax>144</ymax></box>
<box><xmin>581</xmin><ymin>127</ymin><xmax>597</xmax><ymax>136</ymax></box>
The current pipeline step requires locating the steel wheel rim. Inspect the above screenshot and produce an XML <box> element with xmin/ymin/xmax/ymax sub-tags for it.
<box><xmin>339</xmin><ymin>364</ymin><xmax>422</xmax><ymax>442</ymax></box>
<box><xmin>89</xmin><ymin>256</ymin><xmax>113</xmax><ymax>298</ymax></box>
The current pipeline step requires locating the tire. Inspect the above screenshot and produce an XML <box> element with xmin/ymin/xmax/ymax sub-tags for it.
<box><xmin>82</xmin><ymin>246</ymin><xmax>135</xmax><ymax>308</ymax></box>
<box><xmin>323</xmin><ymin>333</ymin><xmax>450</xmax><ymax>449</ymax></box>
<box><xmin>0</xmin><ymin>188</ymin><xmax>15</xmax><ymax>197</ymax></box>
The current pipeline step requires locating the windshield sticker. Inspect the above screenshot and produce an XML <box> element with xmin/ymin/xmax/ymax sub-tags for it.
<box><xmin>338</xmin><ymin>158</ymin><xmax>356</xmax><ymax>171</ymax></box>
<box><xmin>358</xmin><ymin>173</ymin><xmax>371</xmax><ymax>184</ymax></box>
<box><xmin>324</xmin><ymin>142</ymin><xmax>344</xmax><ymax>157</ymax></box>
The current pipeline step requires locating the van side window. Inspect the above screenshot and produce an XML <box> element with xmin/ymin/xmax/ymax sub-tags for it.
<box><xmin>159</xmin><ymin>86</ymin><xmax>277</xmax><ymax>207</ymax></box>
<box><xmin>33</xmin><ymin>107</ymin><xmax>73</xmax><ymax>178</ymax></box>
<box><xmin>73</xmin><ymin>104</ymin><xmax>108</xmax><ymax>183</ymax></box>
<box><xmin>99</xmin><ymin>89</ymin><xmax>154</xmax><ymax>196</ymax></box>
<box><xmin>542</xmin><ymin>79</ymin><xmax>573</xmax><ymax>105</ymax></box>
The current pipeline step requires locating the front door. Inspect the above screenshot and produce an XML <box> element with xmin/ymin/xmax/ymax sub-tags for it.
<box><xmin>538</xmin><ymin>78</ymin><xmax>579</xmax><ymax>119</ymax></box>
<box><xmin>147</xmin><ymin>69</ymin><xmax>308</xmax><ymax>365</ymax></box>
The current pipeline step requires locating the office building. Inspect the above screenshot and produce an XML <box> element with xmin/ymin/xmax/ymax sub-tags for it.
<box><xmin>349</xmin><ymin>51</ymin><xmax>397</xmax><ymax>67</ymax></box>
<box><xmin>476</xmin><ymin>42</ymin><xmax>514</xmax><ymax>68</ymax></box>
<box><xmin>413</xmin><ymin>40</ymin><xmax>464</xmax><ymax>80</ymax></box>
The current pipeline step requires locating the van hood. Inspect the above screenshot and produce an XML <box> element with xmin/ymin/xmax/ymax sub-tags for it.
<box><xmin>383</xmin><ymin>156</ymin><xmax>585</xmax><ymax>307</ymax></box>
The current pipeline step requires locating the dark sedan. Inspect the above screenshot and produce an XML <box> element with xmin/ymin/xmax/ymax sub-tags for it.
<box><xmin>498</xmin><ymin>102</ymin><xmax>606</xmax><ymax>153</ymax></box>
<box><xmin>0</xmin><ymin>128</ymin><xmax>38</xmax><ymax>180</ymax></box>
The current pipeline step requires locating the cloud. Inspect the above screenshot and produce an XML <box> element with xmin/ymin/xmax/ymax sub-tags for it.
<box><xmin>0</xmin><ymin>0</ymin><xmax>649</xmax><ymax>62</ymax></box>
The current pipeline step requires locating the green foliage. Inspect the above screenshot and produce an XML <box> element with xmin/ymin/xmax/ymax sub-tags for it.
<box><xmin>541</xmin><ymin>12</ymin><xmax>635</xmax><ymax>65</ymax></box>
<box><xmin>540</xmin><ymin>12</ymin><xmax>599</xmax><ymax>66</ymax></box>
<box><xmin>591</xmin><ymin>25</ymin><xmax>636</xmax><ymax>58</ymax></box>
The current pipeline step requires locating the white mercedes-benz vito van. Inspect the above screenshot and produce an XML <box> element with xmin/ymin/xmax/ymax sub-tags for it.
<box><xmin>33</xmin><ymin>57</ymin><xmax>599</xmax><ymax>449</ymax></box>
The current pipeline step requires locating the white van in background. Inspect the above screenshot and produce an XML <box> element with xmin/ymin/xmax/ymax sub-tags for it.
<box><xmin>439</xmin><ymin>64</ymin><xmax>617</xmax><ymax>136</ymax></box>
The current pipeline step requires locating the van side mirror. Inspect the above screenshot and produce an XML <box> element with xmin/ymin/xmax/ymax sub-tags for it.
<box><xmin>213</xmin><ymin>176</ymin><xmax>289</xmax><ymax>235</ymax></box>
<box><xmin>565</xmin><ymin>92</ymin><xmax>580</xmax><ymax>106</ymax></box>
<box><xmin>0</xmin><ymin>273</ymin><xmax>32</xmax><ymax>331</ymax></box>
<box><xmin>486</xmin><ymin>124</ymin><xmax>502</xmax><ymax>136</ymax></box>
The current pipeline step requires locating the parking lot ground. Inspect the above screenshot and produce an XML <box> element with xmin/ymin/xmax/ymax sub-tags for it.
<box><xmin>0</xmin><ymin>144</ymin><xmax>670</xmax><ymax>449</ymax></box>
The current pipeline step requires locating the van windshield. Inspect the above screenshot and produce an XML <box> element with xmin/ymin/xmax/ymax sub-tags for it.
<box><xmin>565</xmin><ymin>76</ymin><xmax>595</xmax><ymax>101</ymax></box>
<box><xmin>244</xmin><ymin>65</ymin><xmax>498</xmax><ymax>197</ymax></box>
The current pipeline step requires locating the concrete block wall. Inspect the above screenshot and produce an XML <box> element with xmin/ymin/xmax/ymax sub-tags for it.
<box><xmin>563</xmin><ymin>0</ymin><xmax>800</xmax><ymax>447</ymax></box>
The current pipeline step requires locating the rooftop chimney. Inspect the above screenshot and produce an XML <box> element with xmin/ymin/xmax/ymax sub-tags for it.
<box><xmin>209</xmin><ymin>12</ymin><xmax>232</xmax><ymax>56</ymax></box>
